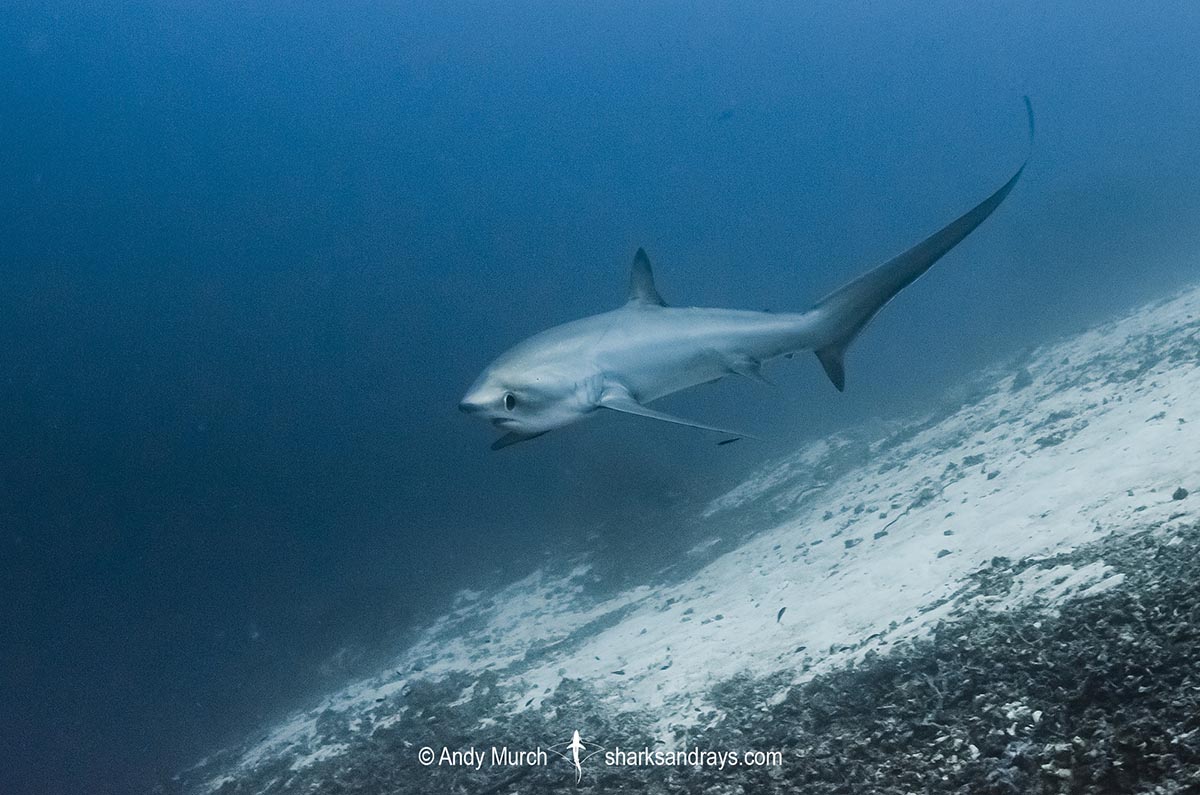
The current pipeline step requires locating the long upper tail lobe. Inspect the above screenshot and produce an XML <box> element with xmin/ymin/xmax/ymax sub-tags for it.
<box><xmin>808</xmin><ymin>98</ymin><xmax>1034</xmax><ymax>391</ymax></box>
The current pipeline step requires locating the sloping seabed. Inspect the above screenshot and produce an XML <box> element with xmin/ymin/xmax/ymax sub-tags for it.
<box><xmin>168</xmin><ymin>283</ymin><xmax>1200</xmax><ymax>795</ymax></box>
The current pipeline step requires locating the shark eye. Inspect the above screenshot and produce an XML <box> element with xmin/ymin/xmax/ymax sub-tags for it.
<box><xmin>504</xmin><ymin>393</ymin><xmax>516</xmax><ymax>411</ymax></box>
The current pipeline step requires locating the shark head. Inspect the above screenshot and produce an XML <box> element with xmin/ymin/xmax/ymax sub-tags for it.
<box><xmin>459</xmin><ymin>354</ymin><xmax>596</xmax><ymax>448</ymax></box>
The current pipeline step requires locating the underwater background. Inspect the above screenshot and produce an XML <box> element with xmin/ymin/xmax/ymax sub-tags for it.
<box><xmin>3</xmin><ymin>2</ymin><xmax>1200</xmax><ymax>793</ymax></box>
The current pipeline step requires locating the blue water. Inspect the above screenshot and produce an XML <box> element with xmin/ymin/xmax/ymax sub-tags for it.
<box><xmin>2</xmin><ymin>2</ymin><xmax>1199</xmax><ymax>793</ymax></box>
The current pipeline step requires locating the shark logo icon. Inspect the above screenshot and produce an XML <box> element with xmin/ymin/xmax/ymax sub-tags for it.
<box><xmin>568</xmin><ymin>730</ymin><xmax>584</xmax><ymax>782</ymax></box>
<box><xmin>548</xmin><ymin>730</ymin><xmax>606</xmax><ymax>784</ymax></box>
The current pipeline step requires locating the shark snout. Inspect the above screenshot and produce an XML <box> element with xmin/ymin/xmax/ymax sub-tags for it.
<box><xmin>458</xmin><ymin>398</ymin><xmax>485</xmax><ymax>414</ymax></box>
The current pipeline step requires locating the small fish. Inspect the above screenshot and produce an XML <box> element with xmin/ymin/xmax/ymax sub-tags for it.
<box><xmin>776</xmin><ymin>607</ymin><xmax>787</xmax><ymax>623</ymax></box>
<box><xmin>716</xmin><ymin>437</ymin><xmax>741</xmax><ymax>446</ymax></box>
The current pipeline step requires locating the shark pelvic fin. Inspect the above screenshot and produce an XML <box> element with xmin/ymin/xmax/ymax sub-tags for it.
<box><xmin>728</xmin><ymin>356</ymin><xmax>772</xmax><ymax>385</ymax></box>
<box><xmin>491</xmin><ymin>430</ymin><xmax>547</xmax><ymax>450</ymax></box>
<box><xmin>599</xmin><ymin>387</ymin><xmax>758</xmax><ymax>439</ymax></box>
<box><xmin>628</xmin><ymin>248</ymin><xmax>666</xmax><ymax>306</ymax></box>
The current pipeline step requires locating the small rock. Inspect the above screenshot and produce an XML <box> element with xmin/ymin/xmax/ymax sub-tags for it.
<box><xmin>1173</xmin><ymin>487</ymin><xmax>1189</xmax><ymax>500</ymax></box>
<box><xmin>937</xmin><ymin>549</ymin><xmax>953</xmax><ymax>558</ymax></box>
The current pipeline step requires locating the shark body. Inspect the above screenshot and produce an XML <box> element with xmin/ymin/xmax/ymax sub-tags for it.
<box><xmin>461</xmin><ymin>102</ymin><xmax>1033</xmax><ymax>450</ymax></box>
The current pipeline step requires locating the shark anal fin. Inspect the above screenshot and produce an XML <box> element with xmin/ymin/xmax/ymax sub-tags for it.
<box><xmin>491</xmin><ymin>430</ymin><xmax>547</xmax><ymax>450</ymax></box>
<box><xmin>599</xmin><ymin>387</ymin><xmax>759</xmax><ymax>440</ymax></box>
<box><xmin>628</xmin><ymin>248</ymin><xmax>666</xmax><ymax>306</ymax></box>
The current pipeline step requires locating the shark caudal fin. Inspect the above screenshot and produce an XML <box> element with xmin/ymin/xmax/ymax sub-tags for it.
<box><xmin>809</xmin><ymin>97</ymin><xmax>1034</xmax><ymax>391</ymax></box>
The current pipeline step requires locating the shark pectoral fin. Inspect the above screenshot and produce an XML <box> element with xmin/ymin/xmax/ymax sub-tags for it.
<box><xmin>599</xmin><ymin>390</ymin><xmax>759</xmax><ymax>440</ymax></box>
<box><xmin>490</xmin><ymin>430</ymin><xmax>548</xmax><ymax>450</ymax></box>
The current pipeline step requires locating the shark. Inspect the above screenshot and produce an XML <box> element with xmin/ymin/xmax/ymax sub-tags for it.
<box><xmin>460</xmin><ymin>100</ymin><xmax>1034</xmax><ymax>450</ymax></box>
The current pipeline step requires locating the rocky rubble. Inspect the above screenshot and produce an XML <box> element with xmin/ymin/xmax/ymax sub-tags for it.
<box><xmin>692</xmin><ymin>523</ymin><xmax>1200</xmax><ymax>795</ymax></box>
<box><xmin>170</xmin><ymin>521</ymin><xmax>1200</xmax><ymax>795</ymax></box>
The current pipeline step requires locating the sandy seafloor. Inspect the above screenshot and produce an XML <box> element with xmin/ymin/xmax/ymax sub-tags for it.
<box><xmin>167</xmin><ymin>283</ymin><xmax>1200</xmax><ymax>794</ymax></box>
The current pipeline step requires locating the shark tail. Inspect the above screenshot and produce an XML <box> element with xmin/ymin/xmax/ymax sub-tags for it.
<box><xmin>807</xmin><ymin>98</ymin><xmax>1033</xmax><ymax>391</ymax></box>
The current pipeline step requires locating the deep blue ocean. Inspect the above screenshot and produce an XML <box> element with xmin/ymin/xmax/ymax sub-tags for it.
<box><xmin>2</xmin><ymin>2</ymin><xmax>1200</xmax><ymax>793</ymax></box>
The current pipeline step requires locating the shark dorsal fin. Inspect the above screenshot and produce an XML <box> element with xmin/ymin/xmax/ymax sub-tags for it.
<box><xmin>628</xmin><ymin>248</ymin><xmax>666</xmax><ymax>306</ymax></box>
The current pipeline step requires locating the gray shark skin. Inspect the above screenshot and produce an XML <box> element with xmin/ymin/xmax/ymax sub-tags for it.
<box><xmin>461</xmin><ymin>101</ymin><xmax>1034</xmax><ymax>450</ymax></box>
